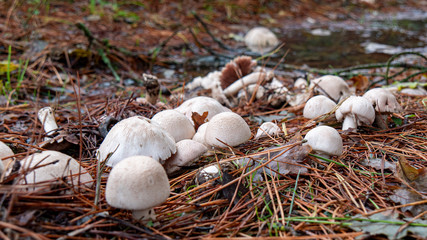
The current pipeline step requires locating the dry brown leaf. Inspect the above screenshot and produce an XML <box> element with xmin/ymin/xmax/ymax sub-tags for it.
<box><xmin>349</xmin><ymin>75</ymin><xmax>370</xmax><ymax>92</ymax></box>
<box><xmin>396</xmin><ymin>156</ymin><xmax>427</xmax><ymax>193</ymax></box>
<box><xmin>191</xmin><ymin>111</ymin><xmax>208</xmax><ymax>131</ymax></box>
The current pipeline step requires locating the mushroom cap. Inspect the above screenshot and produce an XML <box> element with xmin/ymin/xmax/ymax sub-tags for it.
<box><xmin>304</xmin><ymin>126</ymin><xmax>343</xmax><ymax>157</ymax></box>
<box><xmin>310</xmin><ymin>75</ymin><xmax>352</xmax><ymax>102</ymax></box>
<box><xmin>38</xmin><ymin>107</ymin><xmax>59</xmax><ymax>134</ymax></box>
<box><xmin>205</xmin><ymin>112</ymin><xmax>251</xmax><ymax>148</ymax></box>
<box><xmin>363</xmin><ymin>88</ymin><xmax>402</xmax><ymax>113</ymax></box>
<box><xmin>175</xmin><ymin>97</ymin><xmax>231</xmax><ymax>125</ymax></box>
<box><xmin>303</xmin><ymin>95</ymin><xmax>337</xmax><ymax>119</ymax></box>
<box><xmin>105</xmin><ymin>155</ymin><xmax>170</xmax><ymax>211</ymax></box>
<box><xmin>163</xmin><ymin>139</ymin><xmax>208</xmax><ymax>175</ymax></box>
<box><xmin>21</xmin><ymin>150</ymin><xmax>93</xmax><ymax>188</ymax></box>
<box><xmin>151</xmin><ymin>110</ymin><xmax>195</xmax><ymax>142</ymax></box>
<box><xmin>192</xmin><ymin>122</ymin><xmax>208</xmax><ymax>146</ymax></box>
<box><xmin>255</xmin><ymin>122</ymin><xmax>281</xmax><ymax>139</ymax></box>
<box><xmin>97</xmin><ymin>116</ymin><xmax>176</xmax><ymax>167</ymax></box>
<box><xmin>335</xmin><ymin>96</ymin><xmax>376</xmax><ymax>126</ymax></box>
<box><xmin>244</xmin><ymin>27</ymin><xmax>279</xmax><ymax>54</ymax></box>
<box><xmin>294</xmin><ymin>78</ymin><xmax>308</xmax><ymax>90</ymax></box>
<box><xmin>0</xmin><ymin>141</ymin><xmax>14</xmax><ymax>173</ymax></box>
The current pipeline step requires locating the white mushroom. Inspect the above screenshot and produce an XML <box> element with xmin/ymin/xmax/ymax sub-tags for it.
<box><xmin>303</xmin><ymin>95</ymin><xmax>337</xmax><ymax>120</ymax></box>
<box><xmin>310</xmin><ymin>75</ymin><xmax>352</xmax><ymax>102</ymax></box>
<box><xmin>363</xmin><ymin>88</ymin><xmax>402</xmax><ymax>129</ymax></box>
<box><xmin>0</xmin><ymin>141</ymin><xmax>14</xmax><ymax>175</ymax></box>
<box><xmin>151</xmin><ymin>110</ymin><xmax>195</xmax><ymax>142</ymax></box>
<box><xmin>223</xmin><ymin>71</ymin><xmax>274</xmax><ymax>97</ymax></box>
<box><xmin>105</xmin><ymin>155</ymin><xmax>170</xmax><ymax>221</ymax></box>
<box><xmin>97</xmin><ymin>116</ymin><xmax>176</xmax><ymax>167</ymax></box>
<box><xmin>38</xmin><ymin>107</ymin><xmax>59</xmax><ymax>138</ymax></box>
<box><xmin>205</xmin><ymin>112</ymin><xmax>251</xmax><ymax>148</ymax></box>
<box><xmin>192</xmin><ymin>123</ymin><xmax>208</xmax><ymax>146</ymax></box>
<box><xmin>335</xmin><ymin>96</ymin><xmax>375</xmax><ymax>132</ymax></box>
<box><xmin>244</xmin><ymin>27</ymin><xmax>279</xmax><ymax>54</ymax></box>
<box><xmin>175</xmin><ymin>96</ymin><xmax>231</xmax><ymax>125</ymax></box>
<box><xmin>20</xmin><ymin>150</ymin><xmax>93</xmax><ymax>190</ymax></box>
<box><xmin>163</xmin><ymin>139</ymin><xmax>207</xmax><ymax>176</ymax></box>
<box><xmin>303</xmin><ymin>126</ymin><xmax>343</xmax><ymax>159</ymax></box>
<box><xmin>255</xmin><ymin>122</ymin><xmax>281</xmax><ymax>139</ymax></box>
<box><xmin>294</xmin><ymin>78</ymin><xmax>308</xmax><ymax>90</ymax></box>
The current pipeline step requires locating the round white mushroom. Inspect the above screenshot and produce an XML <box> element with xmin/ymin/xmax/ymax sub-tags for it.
<box><xmin>255</xmin><ymin>122</ymin><xmax>281</xmax><ymax>139</ymax></box>
<box><xmin>0</xmin><ymin>141</ymin><xmax>14</xmax><ymax>175</ymax></box>
<box><xmin>163</xmin><ymin>139</ymin><xmax>207</xmax><ymax>176</ymax></box>
<box><xmin>310</xmin><ymin>75</ymin><xmax>352</xmax><ymax>103</ymax></box>
<box><xmin>97</xmin><ymin>116</ymin><xmax>176</xmax><ymax>167</ymax></box>
<box><xmin>192</xmin><ymin>123</ymin><xmax>208</xmax><ymax>146</ymax></box>
<box><xmin>175</xmin><ymin>96</ymin><xmax>231</xmax><ymax>125</ymax></box>
<box><xmin>303</xmin><ymin>126</ymin><xmax>343</xmax><ymax>159</ymax></box>
<box><xmin>303</xmin><ymin>95</ymin><xmax>337</xmax><ymax>120</ymax></box>
<box><xmin>105</xmin><ymin>155</ymin><xmax>170</xmax><ymax>221</ymax></box>
<box><xmin>363</xmin><ymin>88</ymin><xmax>402</xmax><ymax>129</ymax></box>
<box><xmin>20</xmin><ymin>150</ymin><xmax>93</xmax><ymax>191</ymax></box>
<box><xmin>244</xmin><ymin>27</ymin><xmax>279</xmax><ymax>54</ymax></box>
<box><xmin>335</xmin><ymin>96</ymin><xmax>375</xmax><ymax>132</ymax></box>
<box><xmin>151</xmin><ymin>110</ymin><xmax>195</xmax><ymax>142</ymax></box>
<box><xmin>204</xmin><ymin>112</ymin><xmax>251</xmax><ymax>148</ymax></box>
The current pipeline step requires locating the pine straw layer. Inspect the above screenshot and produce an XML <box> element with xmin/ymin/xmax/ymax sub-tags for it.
<box><xmin>0</xmin><ymin>90</ymin><xmax>426</xmax><ymax>239</ymax></box>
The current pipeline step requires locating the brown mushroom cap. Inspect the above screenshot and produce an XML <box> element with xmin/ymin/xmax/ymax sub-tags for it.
<box><xmin>151</xmin><ymin>110</ymin><xmax>195</xmax><ymax>142</ymax></box>
<box><xmin>310</xmin><ymin>75</ymin><xmax>352</xmax><ymax>102</ymax></box>
<box><xmin>97</xmin><ymin>116</ymin><xmax>176</xmax><ymax>167</ymax></box>
<box><xmin>363</xmin><ymin>88</ymin><xmax>402</xmax><ymax>113</ymax></box>
<box><xmin>205</xmin><ymin>112</ymin><xmax>251</xmax><ymax>148</ymax></box>
<box><xmin>105</xmin><ymin>155</ymin><xmax>170</xmax><ymax>212</ymax></box>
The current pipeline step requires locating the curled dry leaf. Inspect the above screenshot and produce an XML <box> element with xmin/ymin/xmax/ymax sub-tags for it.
<box><xmin>191</xmin><ymin>111</ymin><xmax>208</xmax><ymax>131</ymax></box>
<box><xmin>396</xmin><ymin>156</ymin><xmax>427</xmax><ymax>193</ymax></box>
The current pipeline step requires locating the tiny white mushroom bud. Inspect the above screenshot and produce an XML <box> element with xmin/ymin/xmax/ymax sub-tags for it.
<box><xmin>205</xmin><ymin>112</ymin><xmax>251</xmax><ymax>148</ymax></box>
<box><xmin>303</xmin><ymin>95</ymin><xmax>337</xmax><ymax>120</ymax></box>
<box><xmin>255</xmin><ymin>122</ymin><xmax>281</xmax><ymax>139</ymax></box>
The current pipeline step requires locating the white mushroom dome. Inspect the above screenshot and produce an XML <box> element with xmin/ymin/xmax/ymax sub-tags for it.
<box><xmin>304</xmin><ymin>126</ymin><xmax>343</xmax><ymax>158</ymax></box>
<box><xmin>163</xmin><ymin>139</ymin><xmax>207</xmax><ymax>176</ymax></box>
<box><xmin>97</xmin><ymin>116</ymin><xmax>176</xmax><ymax>167</ymax></box>
<box><xmin>335</xmin><ymin>96</ymin><xmax>375</xmax><ymax>132</ymax></box>
<box><xmin>105</xmin><ymin>155</ymin><xmax>170</xmax><ymax>221</ymax></box>
<box><xmin>20</xmin><ymin>150</ymin><xmax>93</xmax><ymax>190</ymax></box>
<box><xmin>303</xmin><ymin>95</ymin><xmax>337</xmax><ymax>120</ymax></box>
<box><xmin>175</xmin><ymin>96</ymin><xmax>231</xmax><ymax>125</ymax></box>
<box><xmin>310</xmin><ymin>75</ymin><xmax>352</xmax><ymax>103</ymax></box>
<box><xmin>205</xmin><ymin>112</ymin><xmax>251</xmax><ymax>148</ymax></box>
<box><xmin>244</xmin><ymin>26</ymin><xmax>279</xmax><ymax>54</ymax></box>
<box><xmin>255</xmin><ymin>122</ymin><xmax>281</xmax><ymax>139</ymax></box>
<box><xmin>151</xmin><ymin>110</ymin><xmax>195</xmax><ymax>142</ymax></box>
<box><xmin>0</xmin><ymin>141</ymin><xmax>14</xmax><ymax>175</ymax></box>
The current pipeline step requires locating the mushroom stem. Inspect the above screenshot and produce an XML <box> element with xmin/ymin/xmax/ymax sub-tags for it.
<box><xmin>143</xmin><ymin>74</ymin><xmax>160</xmax><ymax>105</ymax></box>
<box><xmin>374</xmin><ymin>113</ymin><xmax>388</xmax><ymax>129</ymax></box>
<box><xmin>132</xmin><ymin>208</ymin><xmax>156</xmax><ymax>221</ymax></box>
<box><xmin>38</xmin><ymin>107</ymin><xmax>59</xmax><ymax>136</ymax></box>
<box><xmin>342</xmin><ymin>115</ymin><xmax>357</xmax><ymax>132</ymax></box>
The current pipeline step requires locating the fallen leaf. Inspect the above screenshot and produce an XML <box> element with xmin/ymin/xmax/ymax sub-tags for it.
<box><xmin>396</xmin><ymin>156</ymin><xmax>427</xmax><ymax>192</ymax></box>
<box><xmin>390</xmin><ymin>188</ymin><xmax>427</xmax><ymax>217</ymax></box>
<box><xmin>348</xmin><ymin>210</ymin><xmax>427</xmax><ymax>239</ymax></box>
<box><xmin>349</xmin><ymin>75</ymin><xmax>370</xmax><ymax>92</ymax></box>
<box><xmin>361</xmin><ymin>158</ymin><xmax>395</xmax><ymax>171</ymax></box>
<box><xmin>191</xmin><ymin>111</ymin><xmax>208</xmax><ymax>131</ymax></box>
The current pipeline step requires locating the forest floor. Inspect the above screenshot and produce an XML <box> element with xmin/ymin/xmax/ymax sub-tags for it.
<box><xmin>0</xmin><ymin>1</ymin><xmax>426</xmax><ymax>239</ymax></box>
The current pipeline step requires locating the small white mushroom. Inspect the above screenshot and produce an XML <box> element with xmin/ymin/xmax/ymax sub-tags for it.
<box><xmin>205</xmin><ymin>112</ymin><xmax>251</xmax><ymax>148</ymax></box>
<box><xmin>303</xmin><ymin>95</ymin><xmax>337</xmax><ymax>120</ymax></box>
<box><xmin>310</xmin><ymin>75</ymin><xmax>352</xmax><ymax>103</ymax></box>
<box><xmin>294</xmin><ymin>78</ymin><xmax>308</xmax><ymax>90</ymax></box>
<box><xmin>237</xmin><ymin>84</ymin><xmax>266</xmax><ymax>100</ymax></box>
<box><xmin>151</xmin><ymin>110</ymin><xmax>195</xmax><ymax>142</ymax></box>
<box><xmin>244</xmin><ymin>27</ymin><xmax>279</xmax><ymax>54</ymax></box>
<box><xmin>255</xmin><ymin>122</ymin><xmax>281</xmax><ymax>139</ymax></box>
<box><xmin>105</xmin><ymin>155</ymin><xmax>170</xmax><ymax>221</ymax></box>
<box><xmin>335</xmin><ymin>96</ymin><xmax>375</xmax><ymax>132</ymax></box>
<box><xmin>97</xmin><ymin>116</ymin><xmax>176</xmax><ymax>167</ymax></box>
<box><xmin>363</xmin><ymin>88</ymin><xmax>402</xmax><ymax>129</ymax></box>
<box><xmin>303</xmin><ymin>126</ymin><xmax>343</xmax><ymax>159</ymax></box>
<box><xmin>0</xmin><ymin>141</ymin><xmax>14</xmax><ymax>175</ymax></box>
<box><xmin>192</xmin><ymin>123</ymin><xmax>208</xmax><ymax>146</ymax></box>
<box><xmin>196</xmin><ymin>165</ymin><xmax>220</xmax><ymax>185</ymax></box>
<box><xmin>175</xmin><ymin>96</ymin><xmax>231</xmax><ymax>125</ymax></box>
<box><xmin>20</xmin><ymin>150</ymin><xmax>93</xmax><ymax>190</ymax></box>
<box><xmin>163</xmin><ymin>139</ymin><xmax>207</xmax><ymax>176</ymax></box>
<box><xmin>38</xmin><ymin>107</ymin><xmax>59</xmax><ymax>138</ymax></box>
